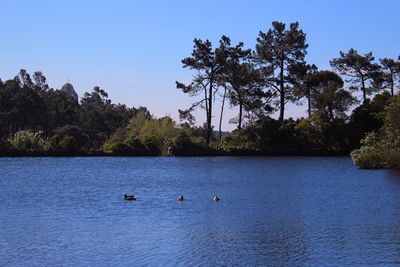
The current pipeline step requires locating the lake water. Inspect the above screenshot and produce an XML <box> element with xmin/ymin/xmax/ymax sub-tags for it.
<box><xmin>1</xmin><ymin>157</ymin><xmax>400</xmax><ymax>266</ymax></box>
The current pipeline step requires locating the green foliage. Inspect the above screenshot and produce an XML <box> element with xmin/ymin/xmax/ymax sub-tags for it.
<box><xmin>44</xmin><ymin>125</ymin><xmax>88</xmax><ymax>152</ymax></box>
<box><xmin>351</xmin><ymin>96</ymin><xmax>400</xmax><ymax>168</ymax></box>
<box><xmin>351</xmin><ymin>150</ymin><xmax>385</xmax><ymax>169</ymax></box>
<box><xmin>8</xmin><ymin>130</ymin><xmax>45</xmax><ymax>151</ymax></box>
<box><xmin>0</xmin><ymin>70</ymin><xmax>135</xmax><ymax>154</ymax></box>
<box><xmin>177</xmin><ymin>36</ymin><xmax>246</xmax><ymax>144</ymax></box>
<box><xmin>0</xmin><ymin>140</ymin><xmax>11</xmax><ymax>154</ymax></box>
<box><xmin>139</xmin><ymin>116</ymin><xmax>177</xmax><ymax>149</ymax></box>
<box><xmin>218</xmin><ymin>39</ymin><xmax>269</xmax><ymax>130</ymax></box>
<box><xmin>126</xmin><ymin>109</ymin><xmax>151</xmax><ymax>137</ymax></box>
<box><xmin>220</xmin><ymin>133</ymin><xmax>258</xmax><ymax>151</ymax></box>
<box><xmin>59</xmin><ymin>136</ymin><xmax>77</xmax><ymax>152</ymax></box>
<box><xmin>103</xmin><ymin>112</ymin><xmax>214</xmax><ymax>155</ymax></box>
<box><xmin>256</xmin><ymin>21</ymin><xmax>308</xmax><ymax>122</ymax></box>
<box><xmin>123</xmin><ymin>115</ymin><xmax>174</xmax><ymax>153</ymax></box>
<box><xmin>54</xmin><ymin>125</ymin><xmax>88</xmax><ymax>148</ymax></box>
<box><xmin>103</xmin><ymin>142</ymin><xmax>133</xmax><ymax>155</ymax></box>
<box><xmin>351</xmin><ymin>146</ymin><xmax>400</xmax><ymax>169</ymax></box>
<box><xmin>80</xmin><ymin>86</ymin><xmax>136</xmax><ymax>149</ymax></box>
<box><xmin>330</xmin><ymin>49</ymin><xmax>381</xmax><ymax>102</ymax></box>
<box><xmin>173</xmin><ymin>132</ymin><xmax>193</xmax><ymax>151</ymax></box>
<box><xmin>45</xmin><ymin>134</ymin><xmax>62</xmax><ymax>151</ymax></box>
<box><xmin>45</xmin><ymin>135</ymin><xmax>80</xmax><ymax>152</ymax></box>
<box><xmin>294</xmin><ymin>118</ymin><xmax>323</xmax><ymax>148</ymax></box>
<box><xmin>172</xmin><ymin>132</ymin><xmax>211</xmax><ymax>156</ymax></box>
<box><xmin>221</xmin><ymin>114</ymin><xmax>353</xmax><ymax>153</ymax></box>
<box><xmin>348</xmin><ymin>91</ymin><xmax>391</xmax><ymax>148</ymax></box>
<box><xmin>104</xmin><ymin>128</ymin><xmax>128</xmax><ymax>145</ymax></box>
<box><xmin>383</xmin><ymin>95</ymin><xmax>400</xmax><ymax>140</ymax></box>
<box><xmin>1</xmin><ymin>25</ymin><xmax>400</xmax><ymax>158</ymax></box>
<box><xmin>104</xmin><ymin>113</ymin><xmax>184</xmax><ymax>155</ymax></box>
<box><xmin>380</xmin><ymin>57</ymin><xmax>400</xmax><ymax>96</ymax></box>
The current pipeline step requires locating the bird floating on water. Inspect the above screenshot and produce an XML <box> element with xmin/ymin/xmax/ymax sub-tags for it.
<box><xmin>213</xmin><ymin>196</ymin><xmax>220</xmax><ymax>201</ymax></box>
<box><xmin>177</xmin><ymin>195</ymin><xmax>184</xmax><ymax>201</ymax></box>
<box><xmin>124</xmin><ymin>194</ymin><xmax>136</xmax><ymax>201</ymax></box>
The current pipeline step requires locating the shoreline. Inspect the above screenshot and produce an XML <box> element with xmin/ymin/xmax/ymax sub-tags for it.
<box><xmin>0</xmin><ymin>149</ymin><xmax>350</xmax><ymax>157</ymax></box>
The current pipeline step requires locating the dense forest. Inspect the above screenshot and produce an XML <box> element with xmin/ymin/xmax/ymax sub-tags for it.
<box><xmin>1</xmin><ymin>21</ymin><xmax>399</xmax><ymax>167</ymax></box>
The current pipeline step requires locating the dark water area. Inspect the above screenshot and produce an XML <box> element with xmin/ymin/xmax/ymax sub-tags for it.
<box><xmin>1</xmin><ymin>157</ymin><xmax>400</xmax><ymax>266</ymax></box>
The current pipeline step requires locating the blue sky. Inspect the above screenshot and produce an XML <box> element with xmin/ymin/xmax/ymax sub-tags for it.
<box><xmin>1</xmin><ymin>0</ymin><xmax>400</xmax><ymax>130</ymax></box>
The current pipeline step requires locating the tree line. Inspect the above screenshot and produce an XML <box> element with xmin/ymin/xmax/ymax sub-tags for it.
<box><xmin>0</xmin><ymin>21</ymin><xmax>399</xmax><ymax>163</ymax></box>
<box><xmin>0</xmin><ymin>70</ymin><xmax>137</xmax><ymax>153</ymax></box>
<box><xmin>0</xmin><ymin>69</ymin><xmax>212</xmax><ymax>155</ymax></box>
<box><xmin>177</xmin><ymin>21</ymin><xmax>400</xmax><ymax>148</ymax></box>
<box><xmin>351</xmin><ymin>95</ymin><xmax>400</xmax><ymax>168</ymax></box>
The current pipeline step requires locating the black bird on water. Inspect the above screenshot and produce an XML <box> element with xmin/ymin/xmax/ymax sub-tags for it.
<box><xmin>124</xmin><ymin>194</ymin><xmax>136</xmax><ymax>201</ymax></box>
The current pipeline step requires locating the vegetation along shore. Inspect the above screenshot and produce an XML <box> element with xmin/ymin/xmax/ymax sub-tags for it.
<box><xmin>1</xmin><ymin>21</ymin><xmax>399</xmax><ymax>168</ymax></box>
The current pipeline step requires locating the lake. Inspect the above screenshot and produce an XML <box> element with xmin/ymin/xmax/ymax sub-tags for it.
<box><xmin>1</xmin><ymin>157</ymin><xmax>400</xmax><ymax>266</ymax></box>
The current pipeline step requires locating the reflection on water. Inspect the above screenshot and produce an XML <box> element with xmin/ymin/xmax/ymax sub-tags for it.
<box><xmin>1</xmin><ymin>157</ymin><xmax>400</xmax><ymax>265</ymax></box>
<box><xmin>387</xmin><ymin>169</ymin><xmax>400</xmax><ymax>185</ymax></box>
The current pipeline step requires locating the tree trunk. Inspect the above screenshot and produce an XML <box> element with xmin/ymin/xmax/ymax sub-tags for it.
<box><xmin>279</xmin><ymin>64</ymin><xmax>285</xmax><ymax>123</ymax></box>
<box><xmin>204</xmin><ymin>84</ymin><xmax>209</xmax><ymax>119</ymax></box>
<box><xmin>361</xmin><ymin>76</ymin><xmax>367</xmax><ymax>103</ymax></box>
<box><xmin>218</xmin><ymin>86</ymin><xmax>227</xmax><ymax>142</ymax></box>
<box><xmin>307</xmin><ymin>90</ymin><xmax>311</xmax><ymax>118</ymax></box>
<box><xmin>238</xmin><ymin>101</ymin><xmax>243</xmax><ymax>130</ymax></box>
<box><xmin>390</xmin><ymin>74</ymin><xmax>394</xmax><ymax>96</ymax></box>
<box><xmin>206</xmin><ymin>75</ymin><xmax>213</xmax><ymax>146</ymax></box>
<box><xmin>362</xmin><ymin>89</ymin><xmax>366</xmax><ymax>103</ymax></box>
<box><xmin>329</xmin><ymin>107</ymin><xmax>335</xmax><ymax>122</ymax></box>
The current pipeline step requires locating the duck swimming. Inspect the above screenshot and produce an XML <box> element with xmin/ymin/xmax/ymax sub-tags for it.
<box><xmin>124</xmin><ymin>194</ymin><xmax>136</xmax><ymax>201</ymax></box>
<box><xmin>213</xmin><ymin>196</ymin><xmax>220</xmax><ymax>201</ymax></box>
<box><xmin>177</xmin><ymin>195</ymin><xmax>184</xmax><ymax>201</ymax></box>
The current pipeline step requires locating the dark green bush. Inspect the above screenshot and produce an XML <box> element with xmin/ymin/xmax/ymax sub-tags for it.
<box><xmin>352</xmin><ymin>149</ymin><xmax>385</xmax><ymax>169</ymax></box>
<box><xmin>59</xmin><ymin>136</ymin><xmax>77</xmax><ymax>152</ymax></box>
<box><xmin>382</xmin><ymin>150</ymin><xmax>400</xmax><ymax>168</ymax></box>
<box><xmin>103</xmin><ymin>142</ymin><xmax>132</xmax><ymax>155</ymax></box>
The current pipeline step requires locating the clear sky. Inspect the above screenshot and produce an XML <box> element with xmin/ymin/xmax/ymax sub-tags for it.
<box><xmin>1</xmin><ymin>0</ymin><xmax>400</xmax><ymax>130</ymax></box>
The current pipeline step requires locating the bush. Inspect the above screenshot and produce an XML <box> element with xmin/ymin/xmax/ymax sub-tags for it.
<box><xmin>173</xmin><ymin>132</ymin><xmax>194</xmax><ymax>154</ymax></box>
<box><xmin>44</xmin><ymin>134</ymin><xmax>62</xmax><ymax>151</ymax></box>
<box><xmin>123</xmin><ymin>136</ymin><xmax>143</xmax><ymax>152</ymax></box>
<box><xmin>59</xmin><ymin>136</ymin><xmax>77</xmax><ymax>152</ymax></box>
<box><xmin>382</xmin><ymin>150</ymin><xmax>400</xmax><ymax>168</ymax></box>
<box><xmin>0</xmin><ymin>140</ymin><xmax>11</xmax><ymax>154</ymax></box>
<box><xmin>351</xmin><ymin>96</ymin><xmax>400</xmax><ymax>169</ymax></box>
<box><xmin>103</xmin><ymin>142</ymin><xmax>132</xmax><ymax>155</ymax></box>
<box><xmin>54</xmin><ymin>125</ymin><xmax>88</xmax><ymax>148</ymax></box>
<box><xmin>172</xmin><ymin>132</ymin><xmax>212</xmax><ymax>156</ymax></box>
<box><xmin>105</xmin><ymin>128</ymin><xmax>127</xmax><ymax>144</ymax></box>
<box><xmin>8</xmin><ymin>130</ymin><xmax>45</xmax><ymax>151</ymax></box>
<box><xmin>45</xmin><ymin>134</ymin><xmax>81</xmax><ymax>152</ymax></box>
<box><xmin>142</xmin><ymin>137</ymin><xmax>161</xmax><ymax>155</ymax></box>
<box><xmin>351</xmin><ymin>149</ymin><xmax>385</xmax><ymax>169</ymax></box>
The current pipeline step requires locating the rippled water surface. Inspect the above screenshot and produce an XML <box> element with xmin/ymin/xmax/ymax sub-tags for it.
<box><xmin>1</xmin><ymin>157</ymin><xmax>400</xmax><ymax>266</ymax></box>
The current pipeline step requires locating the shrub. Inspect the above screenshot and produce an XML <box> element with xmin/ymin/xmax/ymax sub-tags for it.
<box><xmin>45</xmin><ymin>134</ymin><xmax>81</xmax><ymax>152</ymax></box>
<box><xmin>59</xmin><ymin>136</ymin><xmax>77</xmax><ymax>152</ymax></box>
<box><xmin>172</xmin><ymin>132</ymin><xmax>212</xmax><ymax>156</ymax></box>
<box><xmin>351</xmin><ymin>149</ymin><xmax>385</xmax><ymax>169</ymax></box>
<box><xmin>0</xmin><ymin>140</ymin><xmax>11</xmax><ymax>154</ymax></box>
<box><xmin>142</xmin><ymin>137</ymin><xmax>160</xmax><ymax>155</ymax></box>
<box><xmin>8</xmin><ymin>130</ymin><xmax>45</xmax><ymax>151</ymax></box>
<box><xmin>54</xmin><ymin>125</ymin><xmax>88</xmax><ymax>148</ymax></box>
<box><xmin>103</xmin><ymin>142</ymin><xmax>132</xmax><ymax>155</ymax></box>
<box><xmin>44</xmin><ymin>134</ymin><xmax>62</xmax><ymax>151</ymax></box>
<box><xmin>382</xmin><ymin>149</ymin><xmax>400</xmax><ymax>168</ymax></box>
<box><xmin>124</xmin><ymin>136</ymin><xmax>145</xmax><ymax>154</ymax></box>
